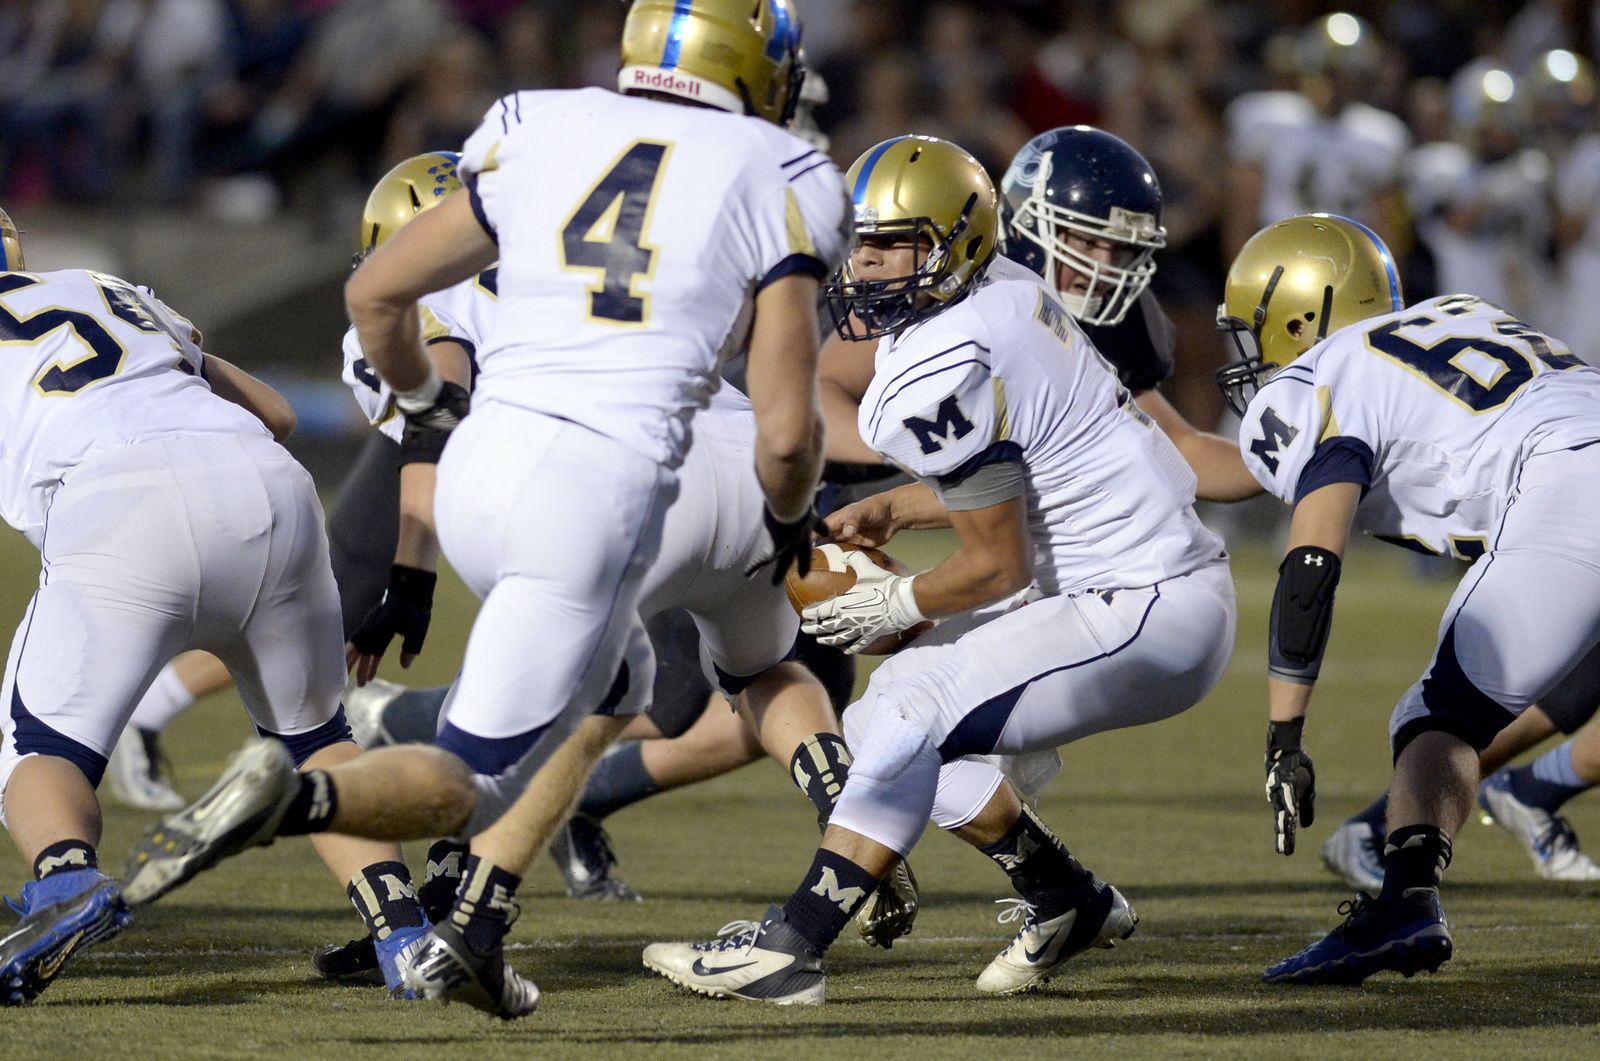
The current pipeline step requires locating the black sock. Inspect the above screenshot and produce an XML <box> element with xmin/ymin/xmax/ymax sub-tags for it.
<box><xmin>978</xmin><ymin>803</ymin><xmax>1094</xmax><ymax>917</ymax></box>
<box><xmin>781</xmin><ymin>848</ymin><xmax>877</xmax><ymax>954</ymax></box>
<box><xmin>417</xmin><ymin>839</ymin><xmax>468</xmax><ymax>924</ymax></box>
<box><xmin>34</xmin><ymin>839</ymin><xmax>97</xmax><ymax>880</ymax></box>
<box><xmin>448</xmin><ymin>854</ymin><xmax>521</xmax><ymax>954</ymax></box>
<box><xmin>575</xmin><ymin>741</ymin><xmax>659</xmax><ymax>820</ymax></box>
<box><xmin>789</xmin><ymin>733</ymin><xmax>853</xmax><ymax>831</ymax></box>
<box><xmin>277</xmin><ymin>770</ymin><xmax>338</xmax><ymax>835</ymax></box>
<box><xmin>347</xmin><ymin>860</ymin><xmax>426</xmax><ymax>941</ymax></box>
<box><xmin>1378</xmin><ymin>824</ymin><xmax>1452</xmax><ymax>902</ymax></box>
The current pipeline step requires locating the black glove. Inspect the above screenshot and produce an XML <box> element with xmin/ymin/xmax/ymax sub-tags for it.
<box><xmin>745</xmin><ymin>504</ymin><xmax>823</xmax><ymax>586</ymax></box>
<box><xmin>398</xmin><ymin>381</ymin><xmax>471</xmax><ymax>465</ymax></box>
<box><xmin>349</xmin><ymin>564</ymin><xmax>437</xmax><ymax>660</ymax></box>
<box><xmin>1265</xmin><ymin>718</ymin><xmax>1316</xmax><ymax>856</ymax></box>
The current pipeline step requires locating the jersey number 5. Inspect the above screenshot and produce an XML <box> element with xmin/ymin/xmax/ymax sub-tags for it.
<box><xmin>0</xmin><ymin>273</ymin><xmax>134</xmax><ymax>395</ymax></box>
<box><xmin>560</xmin><ymin>140</ymin><xmax>673</xmax><ymax>326</ymax></box>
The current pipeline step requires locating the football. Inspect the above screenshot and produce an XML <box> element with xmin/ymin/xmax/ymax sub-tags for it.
<box><xmin>785</xmin><ymin>542</ymin><xmax>934</xmax><ymax>655</ymax></box>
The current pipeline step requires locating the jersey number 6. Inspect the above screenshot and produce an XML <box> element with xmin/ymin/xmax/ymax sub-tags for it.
<box><xmin>560</xmin><ymin>140</ymin><xmax>673</xmax><ymax>326</ymax></box>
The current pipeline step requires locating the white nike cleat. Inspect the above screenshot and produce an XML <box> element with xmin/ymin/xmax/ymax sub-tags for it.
<box><xmin>643</xmin><ymin>905</ymin><xmax>824</xmax><ymax>1005</ymax></box>
<box><xmin>1478</xmin><ymin>769</ymin><xmax>1600</xmax><ymax>881</ymax></box>
<box><xmin>105</xmin><ymin>727</ymin><xmax>186</xmax><ymax>811</ymax></box>
<box><xmin>976</xmin><ymin>882</ymin><xmax>1137</xmax><ymax>996</ymax></box>
<box><xmin>343</xmin><ymin>676</ymin><xmax>409</xmax><ymax>750</ymax></box>
<box><xmin>122</xmin><ymin>738</ymin><xmax>300</xmax><ymax>906</ymax></box>
<box><xmin>1320</xmin><ymin>820</ymin><xmax>1386</xmax><ymax>893</ymax></box>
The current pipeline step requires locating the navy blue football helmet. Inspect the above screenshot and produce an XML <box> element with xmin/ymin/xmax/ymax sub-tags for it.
<box><xmin>1000</xmin><ymin>126</ymin><xmax>1165</xmax><ymax>326</ymax></box>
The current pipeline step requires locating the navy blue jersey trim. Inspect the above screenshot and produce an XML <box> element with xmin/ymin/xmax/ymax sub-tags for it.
<box><xmin>782</xmin><ymin>149</ymin><xmax>822</xmax><ymax>169</ymax></box>
<box><xmin>1293</xmin><ymin>435</ymin><xmax>1375</xmax><ymax>502</ymax></box>
<box><xmin>936</xmin><ymin>440</ymin><xmax>1024</xmax><ymax>490</ymax></box>
<box><xmin>465</xmin><ymin>175</ymin><xmax>497</xmax><ymax>244</ymax></box>
<box><xmin>757</xmin><ymin>252</ymin><xmax>827</xmax><ymax>292</ymax></box>
<box><xmin>256</xmin><ymin>707</ymin><xmax>353</xmax><ymax>766</ymax></box>
<box><xmin>788</xmin><ymin>159</ymin><xmax>834</xmax><ymax>183</ymax></box>
<box><xmin>867</xmin><ymin>359</ymin><xmax>987</xmax><ymax>438</ymax></box>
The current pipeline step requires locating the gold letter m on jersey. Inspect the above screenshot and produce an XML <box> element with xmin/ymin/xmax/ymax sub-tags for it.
<box><xmin>810</xmin><ymin>867</ymin><xmax>866</xmax><ymax>913</ymax></box>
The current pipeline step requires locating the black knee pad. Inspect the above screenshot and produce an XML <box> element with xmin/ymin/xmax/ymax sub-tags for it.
<box><xmin>1392</xmin><ymin>622</ymin><xmax>1515</xmax><ymax>761</ymax></box>
<box><xmin>1539</xmin><ymin>638</ymin><xmax>1600</xmax><ymax>735</ymax></box>
<box><xmin>643</xmin><ymin>609</ymin><xmax>713</xmax><ymax>739</ymax></box>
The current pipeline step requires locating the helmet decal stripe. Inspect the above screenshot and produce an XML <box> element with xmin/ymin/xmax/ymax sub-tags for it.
<box><xmin>1336</xmin><ymin>214</ymin><xmax>1402</xmax><ymax>310</ymax></box>
<box><xmin>765</xmin><ymin>0</ymin><xmax>796</xmax><ymax>61</ymax></box>
<box><xmin>659</xmin><ymin>0</ymin><xmax>695</xmax><ymax>70</ymax></box>
<box><xmin>852</xmin><ymin>136</ymin><xmax>905</xmax><ymax>205</ymax></box>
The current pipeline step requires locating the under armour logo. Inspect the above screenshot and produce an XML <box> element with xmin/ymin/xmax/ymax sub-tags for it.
<box><xmin>306</xmin><ymin>773</ymin><xmax>332</xmax><ymax>822</ymax></box>
<box><xmin>1303</xmin><ymin>555</ymin><xmax>1324</xmax><ymax>567</ymax></box>
<box><xmin>809</xmin><ymin>867</ymin><xmax>866</xmax><ymax>913</ymax></box>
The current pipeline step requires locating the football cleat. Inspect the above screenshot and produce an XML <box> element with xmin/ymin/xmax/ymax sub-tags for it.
<box><xmin>376</xmin><ymin>925</ymin><xmax>431</xmax><ymax>998</ymax></box>
<box><xmin>855</xmin><ymin>857</ymin><xmax>919</xmax><ymax>948</ymax></box>
<box><xmin>1263</xmin><ymin>891</ymin><xmax>1453</xmax><ymax>985</ymax></box>
<box><xmin>105</xmin><ymin>726</ymin><xmax>186</xmax><ymax>811</ymax></box>
<box><xmin>548</xmin><ymin>813</ymin><xmax>641</xmax><ymax>902</ymax></box>
<box><xmin>311</xmin><ymin>935</ymin><xmax>384</xmax><ymax>987</ymax></box>
<box><xmin>643</xmin><ymin>905</ymin><xmax>825</xmax><ymax>1005</ymax></box>
<box><xmin>1477</xmin><ymin>769</ymin><xmax>1600</xmax><ymax>881</ymax></box>
<box><xmin>976</xmin><ymin>881</ymin><xmax>1137</xmax><ymax>995</ymax></box>
<box><xmin>0</xmin><ymin>871</ymin><xmax>132</xmax><ymax>1005</ymax></box>
<box><xmin>122</xmin><ymin>738</ymin><xmax>299</xmax><ymax>907</ymax></box>
<box><xmin>400</xmin><ymin>921</ymin><xmax>539</xmax><ymax>1019</ymax></box>
<box><xmin>343</xmin><ymin>676</ymin><xmax>409</xmax><ymax>750</ymax></box>
<box><xmin>1320</xmin><ymin>820</ymin><xmax>1386</xmax><ymax>893</ymax></box>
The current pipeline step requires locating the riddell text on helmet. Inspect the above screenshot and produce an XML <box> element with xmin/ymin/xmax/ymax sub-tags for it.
<box><xmin>631</xmin><ymin>69</ymin><xmax>702</xmax><ymax>96</ymax></box>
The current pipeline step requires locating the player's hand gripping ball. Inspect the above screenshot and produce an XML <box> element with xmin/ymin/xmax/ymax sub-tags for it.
<box><xmin>787</xmin><ymin>543</ymin><xmax>934</xmax><ymax>655</ymax></box>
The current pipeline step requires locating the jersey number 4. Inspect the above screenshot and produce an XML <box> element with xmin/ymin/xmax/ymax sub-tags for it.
<box><xmin>0</xmin><ymin>273</ymin><xmax>180</xmax><ymax>395</ymax></box>
<box><xmin>560</xmin><ymin>140</ymin><xmax>673</xmax><ymax>326</ymax></box>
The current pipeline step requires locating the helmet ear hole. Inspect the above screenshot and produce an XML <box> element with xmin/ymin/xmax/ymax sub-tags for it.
<box><xmin>967</xmin><ymin>235</ymin><xmax>985</xmax><ymax>261</ymax></box>
<box><xmin>1286</xmin><ymin>319</ymin><xmax>1305</xmax><ymax>339</ymax></box>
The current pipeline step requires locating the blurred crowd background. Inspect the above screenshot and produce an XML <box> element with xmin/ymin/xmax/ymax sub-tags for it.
<box><xmin>3</xmin><ymin>0</ymin><xmax>1598</xmax><ymax>449</ymax></box>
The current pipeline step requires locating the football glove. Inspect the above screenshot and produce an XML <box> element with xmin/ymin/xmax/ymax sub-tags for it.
<box><xmin>349</xmin><ymin>564</ymin><xmax>437</xmax><ymax>664</ymax></box>
<box><xmin>746</xmin><ymin>504</ymin><xmax>823</xmax><ymax>586</ymax></box>
<box><xmin>396</xmin><ymin>378</ymin><xmax>470</xmax><ymax>465</ymax></box>
<box><xmin>801</xmin><ymin>562</ymin><xmax>925</xmax><ymax>655</ymax></box>
<box><xmin>1265</xmin><ymin>718</ymin><xmax>1316</xmax><ymax>856</ymax></box>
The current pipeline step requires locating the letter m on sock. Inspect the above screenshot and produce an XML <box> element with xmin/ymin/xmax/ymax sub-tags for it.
<box><xmin>809</xmin><ymin>866</ymin><xmax>865</xmax><ymax>913</ymax></box>
<box><xmin>903</xmin><ymin>395</ymin><xmax>974</xmax><ymax>455</ymax></box>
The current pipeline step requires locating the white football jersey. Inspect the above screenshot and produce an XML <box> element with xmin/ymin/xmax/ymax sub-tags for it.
<box><xmin>0</xmin><ymin>269</ymin><xmax>267</xmax><ymax>544</ymax></box>
<box><xmin>457</xmin><ymin>88</ymin><xmax>851</xmax><ymax>467</ymax></box>
<box><xmin>1227</xmin><ymin>91</ymin><xmax>1411</xmax><ymax>229</ymax></box>
<box><xmin>340</xmin><ymin>268</ymin><xmax>499</xmax><ymax>442</ymax></box>
<box><xmin>1404</xmin><ymin>142</ymin><xmax>1553</xmax><ymax>325</ymax></box>
<box><xmin>858</xmin><ymin>256</ymin><xmax>1223</xmax><ymax>597</ymax></box>
<box><xmin>1239</xmin><ymin>294</ymin><xmax>1600</xmax><ymax>559</ymax></box>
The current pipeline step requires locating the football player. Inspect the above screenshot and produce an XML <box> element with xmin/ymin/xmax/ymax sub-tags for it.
<box><xmin>119</xmin><ymin>0</ymin><xmax>851</xmax><ymax>1020</ymax></box>
<box><xmin>1218</xmin><ymin>213</ymin><xmax>1600</xmax><ymax>985</ymax></box>
<box><xmin>1223</xmin><ymin>13</ymin><xmax>1410</xmax><ymax>259</ymax></box>
<box><xmin>0</xmin><ymin>207</ymin><xmax>427</xmax><ymax>1004</ymax></box>
<box><xmin>643</xmin><ymin>135</ymin><xmax>1236</xmax><ymax>1004</ymax></box>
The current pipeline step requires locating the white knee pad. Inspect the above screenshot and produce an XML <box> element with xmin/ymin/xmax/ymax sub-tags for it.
<box><xmin>931</xmin><ymin>758</ymin><xmax>1006</xmax><ymax>831</ymax></box>
<box><xmin>828</xmin><ymin>696</ymin><xmax>941</xmax><ymax>856</ymax></box>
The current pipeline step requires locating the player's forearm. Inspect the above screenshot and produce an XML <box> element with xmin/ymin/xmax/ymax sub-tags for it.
<box><xmin>1177</xmin><ymin>431</ymin><xmax>1263</xmax><ymax>502</ymax></box>
<box><xmin>1269</xmin><ymin>676</ymin><xmax>1315</xmax><ymax>723</ymax></box>
<box><xmin>820</xmin><ymin>379</ymin><xmax>880</xmax><ymax>464</ymax></box>
<box><xmin>348</xmin><ymin>296</ymin><xmax>432</xmax><ymax>394</ymax></box>
<box><xmin>755</xmin><ymin>412</ymin><xmax>825</xmax><ymax>522</ymax></box>
<box><xmin>393</xmin><ymin>462</ymin><xmax>440</xmax><ymax>572</ymax></box>
<box><xmin>202</xmin><ymin>354</ymin><xmax>296</xmax><ymax>441</ymax></box>
<box><xmin>884</xmin><ymin>482</ymin><xmax>951</xmax><ymax>531</ymax></box>
<box><xmin>912</xmin><ymin>548</ymin><xmax>1030</xmax><ymax>618</ymax></box>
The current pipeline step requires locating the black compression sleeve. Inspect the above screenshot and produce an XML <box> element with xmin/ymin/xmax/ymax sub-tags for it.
<box><xmin>1268</xmin><ymin>546</ymin><xmax>1342</xmax><ymax>684</ymax></box>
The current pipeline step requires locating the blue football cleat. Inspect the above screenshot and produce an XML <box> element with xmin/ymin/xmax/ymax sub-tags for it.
<box><xmin>1264</xmin><ymin>892</ymin><xmax>1453</xmax><ymax>986</ymax></box>
<box><xmin>376</xmin><ymin>924</ymin><xmax>431</xmax><ymax>998</ymax></box>
<box><xmin>0</xmin><ymin>870</ymin><xmax>132</xmax><ymax>1005</ymax></box>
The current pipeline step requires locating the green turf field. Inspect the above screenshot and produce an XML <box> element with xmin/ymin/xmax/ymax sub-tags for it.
<box><xmin>1</xmin><ymin>525</ymin><xmax>1596</xmax><ymax>1058</ymax></box>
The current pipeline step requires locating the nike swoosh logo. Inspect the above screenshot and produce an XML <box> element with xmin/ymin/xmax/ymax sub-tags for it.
<box><xmin>39</xmin><ymin>931</ymin><xmax>85</xmax><ymax>980</ymax></box>
<box><xmin>1023</xmin><ymin>910</ymin><xmax>1078</xmax><ymax>963</ymax></box>
<box><xmin>692</xmin><ymin>958</ymin><xmax>758</xmax><ymax>976</ymax></box>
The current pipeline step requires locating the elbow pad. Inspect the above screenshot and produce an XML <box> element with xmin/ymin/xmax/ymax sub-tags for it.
<box><xmin>1268</xmin><ymin>546</ymin><xmax>1341</xmax><ymax>684</ymax></box>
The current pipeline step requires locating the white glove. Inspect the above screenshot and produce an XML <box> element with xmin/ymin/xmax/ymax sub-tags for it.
<box><xmin>801</xmin><ymin>569</ymin><xmax>926</xmax><ymax>655</ymax></box>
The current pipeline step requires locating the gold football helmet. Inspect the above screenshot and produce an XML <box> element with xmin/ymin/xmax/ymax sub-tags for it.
<box><xmin>1216</xmin><ymin>213</ymin><xmax>1403</xmax><ymax>415</ymax></box>
<box><xmin>825</xmin><ymin>135</ymin><xmax>1000</xmax><ymax>339</ymax></box>
<box><xmin>356</xmin><ymin>152</ymin><xmax>463</xmax><ymax>264</ymax></box>
<box><xmin>0</xmin><ymin>207</ymin><xmax>23</xmax><ymax>271</ymax></box>
<box><xmin>619</xmin><ymin>0</ymin><xmax>805</xmax><ymax>126</ymax></box>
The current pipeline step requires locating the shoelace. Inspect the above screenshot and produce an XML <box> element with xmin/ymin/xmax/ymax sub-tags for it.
<box><xmin>1534</xmin><ymin>814</ymin><xmax>1581</xmax><ymax>861</ymax></box>
<box><xmin>693</xmin><ymin>919</ymin><xmax>761</xmax><ymax>953</ymax></box>
<box><xmin>994</xmin><ymin>898</ymin><xmax>1038</xmax><ymax>933</ymax></box>
<box><xmin>1330</xmin><ymin>895</ymin><xmax>1370</xmax><ymax>938</ymax></box>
